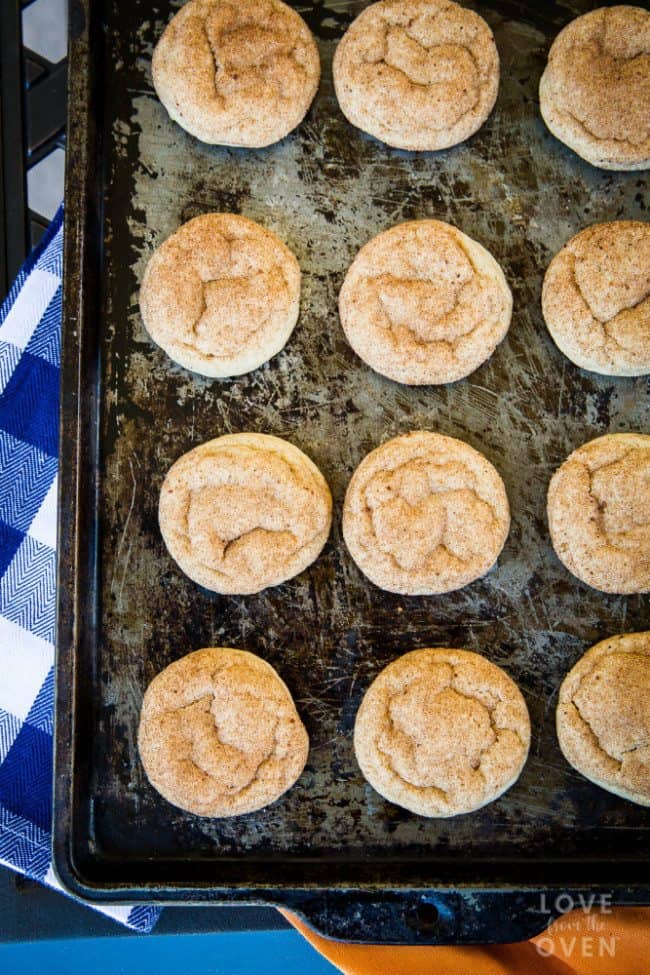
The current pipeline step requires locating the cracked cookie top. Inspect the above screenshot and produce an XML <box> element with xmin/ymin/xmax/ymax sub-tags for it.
<box><xmin>547</xmin><ymin>433</ymin><xmax>650</xmax><ymax>594</ymax></box>
<box><xmin>354</xmin><ymin>648</ymin><xmax>530</xmax><ymax>817</ymax></box>
<box><xmin>342</xmin><ymin>431</ymin><xmax>510</xmax><ymax>595</ymax></box>
<box><xmin>159</xmin><ymin>433</ymin><xmax>332</xmax><ymax>594</ymax></box>
<box><xmin>140</xmin><ymin>213</ymin><xmax>301</xmax><ymax>378</ymax></box>
<box><xmin>339</xmin><ymin>220</ymin><xmax>512</xmax><ymax>385</ymax></box>
<box><xmin>542</xmin><ymin>221</ymin><xmax>650</xmax><ymax>377</ymax></box>
<box><xmin>138</xmin><ymin>647</ymin><xmax>309</xmax><ymax>816</ymax></box>
<box><xmin>557</xmin><ymin>632</ymin><xmax>650</xmax><ymax>806</ymax></box>
<box><xmin>152</xmin><ymin>0</ymin><xmax>320</xmax><ymax>147</ymax></box>
<box><xmin>539</xmin><ymin>6</ymin><xmax>650</xmax><ymax>170</ymax></box>
<box><xmin>332</xmin><ymin>0</ymin><xmax>499</xmax><ymax>151</ymax></box>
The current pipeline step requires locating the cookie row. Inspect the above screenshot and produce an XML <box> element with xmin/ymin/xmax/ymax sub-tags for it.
<box><xmin>138</xmin><ymin>634</ymin><xmax>650</xmax><ymax>818</ymax></box>
<box><xmin>159</xmin><ymin>429</ymin><xmax>650</xmax><ymax>597</ymax></box>
<box><xmin>152</xmin><ymin>1</ymin><xmax>650</xmax><ymax>170</ymax></box>
<box><xmin>141</xmin><ymin>213</ymin><xmax>650</xmax><ymax>382</ymax></box>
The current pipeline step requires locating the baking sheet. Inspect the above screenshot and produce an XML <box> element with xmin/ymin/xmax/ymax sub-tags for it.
<box><xmin>56</xmin><ymin>0</ymin><xmax>648</xmax><ymax>943</ymax></box>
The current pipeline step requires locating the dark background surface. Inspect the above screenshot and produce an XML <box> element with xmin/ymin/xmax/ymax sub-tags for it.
<box><xmin>0</xmin><ymin>0</ymin><xmax>66</xmax><ymax>296</ymax></box>
<box><xmin>0</xmin><ymin>869</ymin><xmax>285</xmax><ymax>940</ymax></box>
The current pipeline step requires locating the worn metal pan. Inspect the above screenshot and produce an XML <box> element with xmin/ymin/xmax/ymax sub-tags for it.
<box><xmin>54</xmin><ymin>0</ymin><xmax>649</xmax><ymax>943</ymax></box>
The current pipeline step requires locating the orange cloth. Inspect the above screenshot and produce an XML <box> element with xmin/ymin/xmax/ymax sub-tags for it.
<box><xmin>282</xmin><ymin>907</ymin><xmax>650</xmax><ymax>975</ymax></box>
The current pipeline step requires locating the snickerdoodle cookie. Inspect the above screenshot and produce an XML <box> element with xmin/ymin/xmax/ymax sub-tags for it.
<box><xmin>557</xmin><ymin>632</ymin><xmax>650</xmax><ymax>806</ymax></box>
<box><xmin>547</xmin><ymin>433</ymin><xmax>650</xmax><ymax>594</ymax></box>
<box><xmin>152</xmin><ymin>0</ymin><xmax>320</xmax><ymax>147</ymax></box>
<box><xmin>539</xmin><ymin>6</ymin><xmax>650</xmax><ymax>170</ymax></box>
<box><xmin>159</xmin><ymin>433</ymin><xmax>332</xmax><ymax>594</ymax></box>
<box><xmin>138</xmin><ymin>647</ymin><xmax>309</xmax><ymax>816</ymax></box>
<box><xmin>542</xmin><ymin>221</ymin><xmax>650</xmax><ymax>376</ymax></box>
<box><xmin>140</xmin><ymin>213</ymin><xmax>301</xmax><ymax>378</ymax></box>
<box><xmin>342</xmin><ymin>431</ymin><xmax>510</xmax><ymax>595</ymax></box>
<box><xmin>339</xmin><ymin>220</ymin><xmax>512</xmax><ymax>385</ymax></box>
<box><xmin>332</xmin><ymin>0</ymin><xmax>499</xmax><ymax>151</ymax></box>
<box><xmin>354</xmin><ymin>648</ymin><xmax>530</xmax><ymax>817</ymax></box>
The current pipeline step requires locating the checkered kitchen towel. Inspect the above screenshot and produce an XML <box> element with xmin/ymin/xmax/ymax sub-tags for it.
<box><xmin>0</xmin><ymin>206</ymin><xmax>160</xmax><ymax>933</ymax></box>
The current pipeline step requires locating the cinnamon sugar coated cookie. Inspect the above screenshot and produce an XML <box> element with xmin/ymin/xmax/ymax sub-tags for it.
<box><xmin>547</xmin><ymin>433</ymin><xmax>650</xmax><ymax>594</ymax></box>
<box><xmin>140</xmin><ymin>213</ymin><xmax>301</xmax><ymax>378</ymax></box>
<box><xmin>556</xmin><ymin>633</ymin><xmax>650</xmax><ymax>806</ymax></box>
<box><xmin>342</xmin><ymin>431</ymin><xmax>510</xmax><ymax>595</ymax></box>
<box><xmin>159</xmin><ymin>433</ymin><xmax>332</xmax><ymax>594</ymax></box>
<box><xmin>542</xmin><ymin>221</ymin><xmax>650</xmax><ymax>376</ymax></box>
<box><xmin>339</xmin><ymin>220</ymin><xmax>512</xmax><ymax>385</ymax></box>
<box><xmin>152</xmin><ymin>0</ymin><xmax>320</xmax><ymax>147</ymax></box>
<box><xmin>138</xmin><ymin>648</ymin><xmax>309</xmax><ymax>816</ymax></box>
<box><xmin>354</xmin><ymin>649</ymin><xmax>530</xmax><ymax>817</ymax></box>
<box><xmin>539</xmin><ymin>6</ymin><xmax>650</xmax><ymax>170</ymax></box>
<box><xmin>332</xmin><ymin>0</ymin><xmax>499</xmax><ymax>151</ymax></box>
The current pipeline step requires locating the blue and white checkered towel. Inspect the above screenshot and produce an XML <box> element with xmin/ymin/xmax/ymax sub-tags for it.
<box><xmin>0</xmin><ymin>207</ymin><xmax>160</xmax><ymax>933</ymax></box>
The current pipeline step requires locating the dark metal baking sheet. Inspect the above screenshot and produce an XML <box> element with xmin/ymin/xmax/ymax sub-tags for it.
<box><xmin>55</xmin><ymin>0</ymin><xmax>649</xmax><ymax>944</ymax></box>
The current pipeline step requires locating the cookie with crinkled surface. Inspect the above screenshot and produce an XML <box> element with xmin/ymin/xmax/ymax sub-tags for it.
<box><xmin>152</xmin><ymin>0</ymin><xmax>320</xmax><ymax>147</ymax></box>
<box><xmin>354</xmin><ymin>648</ymin><xmax>530</xmax><ymax>817</ymax></box>
<box><xmin>342</xmin><ymin>431</ymin><xmax>510</xmax><ymax>595</ymax></box>
<box><xmin>332</xmin><ymin>0</ymin><xmax>499</xmax><ymax>151</ymax></box>
<box><xmin>542</xmin><ymin>221</ymin><xmax>650</xmax><ymax>376</ymax></box>
<box><xmin>539</xmin><ymin>6</ymin><xmax>650</xmax><ymax>170</ymax></box>
<box><xmin>140</xmin><ymin>213</ymin><xmax>300</xmax><ymax>378</ymax></box>
<box><xmin>547</xmin><ymin>433</ymin><xmax>650</xmax><ymax>594</ymax></box>
<box><xmin>138</xmin><ymin>648</ymin><xmax>309</xmax><ymax>816</ymax></box>
<box><xmin>339</xmin><ymin>220</ymin><xmax>512</xmax><ymax>385</ymax></box>
<box><xmin>556</xmin><ymin>632</ymin><xmax>650</xmax><ymax>806</ymax></box>
<box><xmin>159</xmin><ymin>433</ymin><xmax>332</xmax><ymax>594</ymax></box>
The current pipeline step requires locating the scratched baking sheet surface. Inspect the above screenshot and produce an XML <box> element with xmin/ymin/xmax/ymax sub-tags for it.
<box><xmin>95</xmin><ymin>0</ymin><xmax>648</xmax><ymax>862</ymax></box>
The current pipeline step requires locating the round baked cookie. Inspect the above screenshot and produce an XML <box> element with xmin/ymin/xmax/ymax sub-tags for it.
<box><xmin>557</xmin><ymin>633</ymin><xmax>650</xmax><ymax>806</ymax></box>
<box><xmin>138</xmin><ymin>647</ymin><xmax>309</xmax><ymax>816</ymax></box>
<box><xmin>354</xmin><ymin>648</ymin><xmax>530</xmax><ymax>817</ymax></box>
<box><xmin>152</xmin><ymin>0</ymin><xmax>320</xmax><ymax>148</ymax></box>
<box><xmin>547</xmin><ymin>433</ymin><xmax>650</xmax><ymax>594</ymax></box>
<box><xmin>539</xmin><ymin>6</ymin><xmax>650</xmax><ymax>171</ymax></box>
<box><xmin>159</xmin><ymin>433</ymin><xmax>332</xmax><ymax>594</ymax></box>
<box><xmin>332</xmin><ymin>0</ymin><xmax>499</xmax><ymax>151</ymax></box>
<box><xmin>342</xmin><ymin>431</ymin><xmax>510</xmax><ymax>595</ymax></box>
<box><xmin>140</xmin><ymin>213</ymin><xmax>301</xmax><ymax>378</ymax></box>
<box><xmin>339</xmin><ymin>220</ymin><xmax>512</xmax><ymax>385</ymax></box>
<box><xmin>542</xmin><ymin>221</ymin><xmax>650</xmax><ymax>376</ymax></box>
